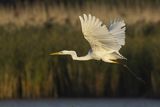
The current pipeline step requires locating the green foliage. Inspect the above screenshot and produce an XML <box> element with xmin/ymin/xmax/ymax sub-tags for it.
<box><xmin>0</xmin><ymin>21</ymin><xmax>160</xmax><ymax>98</ymax></box>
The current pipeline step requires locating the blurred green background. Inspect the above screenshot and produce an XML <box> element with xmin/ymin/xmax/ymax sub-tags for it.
<box><xmin>0</xmin><ymin>0</ymin><xmax>160</xmax><ymax>99</ymax></box>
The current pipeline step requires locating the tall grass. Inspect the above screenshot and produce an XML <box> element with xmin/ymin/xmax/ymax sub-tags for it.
<box><xmin>0</xmin><ymin>2</ymin><xmax>160</xmax><ymax>98</ymax></box>
<box><xmin>0</xmin><ymin>3</ymin><xmax>160</xmax><ymax>27</ymax></box>
<box><xmin>0</xmin><ymin>21</ymin><xmax>160</xmax><ymax>98</ymax></box>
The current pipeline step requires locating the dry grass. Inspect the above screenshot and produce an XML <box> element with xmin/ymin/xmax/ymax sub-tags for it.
<box><xmin>0</xmin><ymin>2</ymin><xmax>160</xmax><ymax>99</ymax></box>
<box><xmin>0</xmin><ymin>3</ymin><xmax>160</xmax><ymax>27</ymax></box>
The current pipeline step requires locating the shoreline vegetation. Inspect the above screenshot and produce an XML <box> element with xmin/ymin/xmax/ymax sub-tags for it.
<box><xmin>0</xmin><ymin>1</ymin><xmax>160</xmax><ymax>99</ymax></box>
<box><xmin>0</xmin><ymin>2</ymin><xmax>160</xmax><ymax>27</ymax></box>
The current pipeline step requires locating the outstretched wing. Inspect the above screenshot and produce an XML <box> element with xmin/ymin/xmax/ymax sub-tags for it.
<box><xmin>79</xmin><ymin>14</ymin><xmax>126</xmax><ymax>52</ymax></box>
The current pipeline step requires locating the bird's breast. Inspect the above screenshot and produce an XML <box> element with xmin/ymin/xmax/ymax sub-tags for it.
<box><xmin>91</xmin><ymin>48</ymin><xmax>107</xmax><ymax>60</ymax></box>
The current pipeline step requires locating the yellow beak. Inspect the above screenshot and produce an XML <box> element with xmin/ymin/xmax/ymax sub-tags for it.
<box><xmin>50</xmin><ymin>52</ymin><xmax>62</xmax><ymax>55</ymax></box>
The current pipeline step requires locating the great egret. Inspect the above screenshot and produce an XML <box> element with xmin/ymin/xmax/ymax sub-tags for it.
<box><xmin>51</xmin><ymin>14</ymin><xmax>126</xmax><ymax>63</ymax></box>
<box><xmin>50</xmin><ymin>14</ymin><xmax>144</xmax><ymax>83</ymax></box>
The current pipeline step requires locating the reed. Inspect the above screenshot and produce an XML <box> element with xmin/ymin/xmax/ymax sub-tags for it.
<box><xmin>0</xmin><ymin>2</ymin><xmax>159</xmax><ymax>27</ymax></box>
<box><xmin>0</xmin><ymin>2</ymin><xmax>160</xmax><ymax>98</ymax></box>
<box><xmin>0</xmin><ymin>22</ymin><xmax>159</xmax><ymax>98</ymax></box>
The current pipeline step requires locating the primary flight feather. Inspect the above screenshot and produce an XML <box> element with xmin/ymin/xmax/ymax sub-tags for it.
<box><xmin>50</xmin><ymin>14</ymin><xmax>126</xmax><ymax>63</ymax></box>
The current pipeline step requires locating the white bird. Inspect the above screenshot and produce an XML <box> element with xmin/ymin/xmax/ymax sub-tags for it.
<box><xmin>50</xmin><ymin>14</ymin><xmax>145</xmax><ymax>83</ymax></box>
<box><xmin>50</xmin><ymin>14</ymin><xmax>126</xmax><ymax>64</ymax></box>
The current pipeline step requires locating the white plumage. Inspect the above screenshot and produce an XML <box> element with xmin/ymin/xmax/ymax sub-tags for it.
<box><xmin>79</xmin><ymin>14</ymin><xmax>126</xmax><ymax>63</ymax></box>
<box><xmin>51</xmin><ymin>14</ymin><xmax>126</xmax><ymax>63</ymax></box>
<box><xmin>50</xmin><ymin>16</ymin><xmax>146</xmax><ymax>83</ymax></box>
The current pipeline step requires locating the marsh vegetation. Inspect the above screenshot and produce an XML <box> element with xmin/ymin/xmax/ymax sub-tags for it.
<box><xmin>0</xmin><ymin>0</ymin><xmax>160</xmax><ymax>99</ymax></box>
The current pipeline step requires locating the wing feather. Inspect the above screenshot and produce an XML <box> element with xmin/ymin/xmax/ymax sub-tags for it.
<box><xmin>79</xmin><ymin>14</ymin><xmax>126</xmax><ymax>52</ymax></box>
<box><xmin>109</xmin><ymin>19</ymin><xmax>126</xmax><ymax>45</ymax></box>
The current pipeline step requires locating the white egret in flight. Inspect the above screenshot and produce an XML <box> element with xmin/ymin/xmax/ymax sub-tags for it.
<box><xmin>50</xmin><ymin>14</ymin><xmax>144</xmax><ymax>83</ymax></box>
<box><xmin>51</xmin><ymin>14</ymin><xmax>126</xmax><ymax>63</ymax></box>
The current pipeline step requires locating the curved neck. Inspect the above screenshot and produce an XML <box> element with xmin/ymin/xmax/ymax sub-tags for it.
<box><xmin>63</xmin><ymin>50</ymin><xmax>92</xmax><ymax>61</ymax></box>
